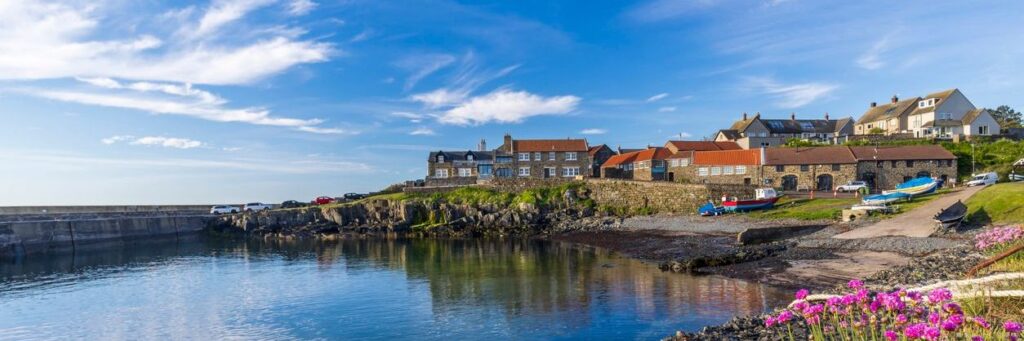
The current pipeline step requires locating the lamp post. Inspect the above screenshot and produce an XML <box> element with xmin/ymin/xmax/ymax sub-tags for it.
<box><xmin>971</xmin><ymin>143</ymin><xmax>976</xmax><ymax>176</ymax></box>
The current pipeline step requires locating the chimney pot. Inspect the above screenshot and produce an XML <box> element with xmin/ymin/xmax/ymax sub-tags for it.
<box><xmin>870</xmin><ymin>102</ymin><xmax>877</xmax><ymax>107</ymax></box>
<box><xmin>742</xmin><ymin>112</ymin><xmax>748</xmax><ymax>120</ymax></box>
<box><xmin>825</xmin><ymin>112</ymin><xmax>830</xmax><ymax>120</ymax></box>
<box><xmin>791</xmin><ymin>112</ymin><xmax>796</xmax><ymax>121</ymax></box>
<box><xmin>891</xmin><ymin>95</ymin><xmax>899</xmax><ymax>104</ymax></box>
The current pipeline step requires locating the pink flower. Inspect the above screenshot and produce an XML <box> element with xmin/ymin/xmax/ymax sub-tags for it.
<box><xmin>971</xmin><ymin>336</ymin><xmax>984</xmax><ymax>341</ymax></box>
<box><xmin>776</xmin><ymin>310</ymin><xmax>793</xmax><ymax>324</ymax></box>
<box><xmin>795</xmin><ymin>289</ymin><xmax>809</xmax><ymax>300</ymax></box>
<box><xmin>848</xmin><ymin>279</ymin><xmax>864</xmax><ymax>289</ymax></box>
<box><xmin>942</xmin><ymin>320</ymin><xmax>958</xmax><ymax>331</ymax></box>
<box><xmin>927</xmin><ymin>288</ymin><xmax>952</xmax><ymax>304</ymax></box>
<box><xmin>764</xmin><ymin>315</ymin><xmax>776</xmax><ymax>328</ymax></box>
<box><xmin>928</xmin><ymin>312</ymin><xmax>942</xmax><ymax>326</ymax></box>
<box><xmin>924</xmin><ymin>326</ymin><xmax>941</xmax><ymax>340</ymax></box>
<box><xmin>905</xmin><ymin>323</ymin><xmax>927</xmax><ymax>339</ymax></box>
<box><xmin>885</xmin><ymin>330</ymin><xmax>898</xmax><ymax>341</ymax></box>
<box><xmin>973</xmin><ymin>316</ymin><xmax>991</xmax><ymax>329</ymax></box>
<box><xmin>1006</xmin><ymin>320</ymin><xmax>1022</xmax><ymax>333</ymax></box>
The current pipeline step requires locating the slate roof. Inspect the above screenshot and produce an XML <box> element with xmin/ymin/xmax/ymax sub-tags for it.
<box><xmin>848</xmin><ymin>145</ymin><xmax>956</xmax><ymax>160</ymax></box>
<box><xmin>588</xmin><ymin>144</ymin><xmax>611</xmax><ymax>156</ymax></box>
<box><xmin>716</xmin><ymin>129</ymin><xmax>742</xmax><ymax>140</ymax></box>
<box><xmin>764</xmin><ymin>146</ymin><xmax>857</xmax><ymax>165</ymax></box>
<box><xmin>856</xmin><ymin>98</ymin><xmax>921</xmax><ymax>124</ymax></box>
<box><xmin>512</xmin><ymin>139</ymin><xmax>589</xmax><ymax>152</ymax></box>
<box><xmin>692</xmin><ymin>149</ymin><xmax>761</xmax><ymax>165</ymax></box>
<box><xmin>758</xmin><ymin>118</ymin><xmax>842</xmax><ymax>134</ymax></box>
<box><xmin>428</xmin><ymin>150</ymin><xmax>494</xmax><ymax>162</ymax></box>
<box><xmin>961</xmin><ymin>108</ymin><xmax>985</xmax><ymax>124</ymax></box>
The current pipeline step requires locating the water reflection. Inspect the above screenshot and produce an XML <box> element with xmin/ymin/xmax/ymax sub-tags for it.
<box><xmin>0</xmin><ymin>236</ymin><xmax>789</xmax><ymax>340</ymax></box>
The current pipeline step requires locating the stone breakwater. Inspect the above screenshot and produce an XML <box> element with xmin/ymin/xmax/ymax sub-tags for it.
<box><xmin>0</xmin><ymin>215</ymin><xmax>208</xmax><ymax>259</ymax></box>
<box><xmin>207</xmin><ymin>199</ymin><xmax>619</xmax><ymax>238</ymax></box>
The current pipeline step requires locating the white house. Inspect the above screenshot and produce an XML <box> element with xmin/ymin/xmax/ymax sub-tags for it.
<box><xmin>905</xmin><ymin>89</ymin><xmax>1000</xmax><ymax>138</ymax></box>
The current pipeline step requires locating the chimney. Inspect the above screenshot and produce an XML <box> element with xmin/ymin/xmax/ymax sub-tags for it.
<box><xmin>870</xmin><ymin>102</ymin><xmax>877</xmax><ymax>108</ymax></box>
<box><xmin>891</xmin><ymin>95</ymin><xmax>899</xmax><ymax>104</ymax></box>
<box><xmin>478</xmin><ymin>139</ymin><xmax>487</xmax><ymax>151</ymax></box>
<box><xmin>791</xmin><ymin>112</ymin><xmax>796</xmax><ymax>121</ymax></box>
<box><xmin>824</xmin><ymin>112</ymin><xmax>830</xmax><ymax>120</ymax></box>
<box><xmin>742</xmin><ymin>112</ymin><xmax>748</xmax><ymax>120</ymax></box>
<box><xmin>754</xmin><ymin>112</ymin><xmax>761</xmax><ymax>118</ymax></box>
<box><xmin>503</xmin><ymin>133</ymin><xmax>513</xmax><ymax>152</ymax></box>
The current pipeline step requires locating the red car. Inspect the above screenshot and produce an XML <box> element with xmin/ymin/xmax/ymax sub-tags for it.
<box><xmin>312</xmin><ymin>196</ymin><xmax>335</xmax><ymax>205</ymax></box>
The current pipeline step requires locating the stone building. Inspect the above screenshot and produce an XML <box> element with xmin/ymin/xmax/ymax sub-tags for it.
<box><xmin>761</xmin><ymin>146</ymin><xmax>858</xmax><ymax>191</ymax></box>
<box><xmin>587</xmin><ymin>144</ymin><xmax>616</xmax><ymax>177</ymax></box>
<box><xmin>426</xmin><ymin>149</ymin><xmax>495</xmax><ymax>186</ymax></box>
<box><xmin>599</xmin><ymin>147</ymin><xmax>672</xmax><ymax>180</ymax></box>
<box><xmin>681</xmin><ymin>149</ymin><xmax>764</xmax><ymax>185</ymax></box>
<box><xmin>715</xmin><ymin>112</ymin><xmax>855</xmax><ymax>148</ymax></box>
<box><xmin>849</xmin><ymin>145</ymin><xmax>957</xmax><ymax>191</ymax></box>
<box><xmin>494</xmin><ymin>134</ymin><xmax>591</xmax><ymax>179</ymax></box>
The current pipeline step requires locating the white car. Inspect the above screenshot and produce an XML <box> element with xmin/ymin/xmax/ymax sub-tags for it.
<box><xmin>966</xmin><ymin>172</ymin><xmax>998</xmax><ymax>187</ymax></box>
<box><xmin>210</xmin><ymin>205</ymin><xmax>240</xmax><ymax>214</ymax></box>
<box><xmin>243</xmin><ymin>202</ymin><xmax>272</xmax><ymax>212</ymax></box>
<box><xmin>835</xmin><ymin>181</ymin><xmax>868</xmax><ymax>192</ymax></box>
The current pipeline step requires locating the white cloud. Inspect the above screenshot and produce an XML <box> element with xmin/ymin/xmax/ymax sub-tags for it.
<box><xmin>396</xmin><ymin>54</ymin><xmax>456</xmax><ymax>91</ymax></box>
<box><xmin>670</xmin><ymin>132</ymin><xmax>693</xmax><ymax>139</ymax></box>
<box><xmin>658</xmin><ymin>106</ymin><xmax>677</xmax><ymax>112</ymax></box>
<box><xmin>745</xmin><ymin>77</ymin><xmax>839</xmax><ymax>109</ymax></box>
<box><xmin>409</xmin><ymin>127</ymin><xmax>436</xmax><ymax>136</ymax></box>
<box><xmin>349</xmin><ymin>29</ymin><xmax>374</xmax><ymax>43</ymax></box>
<box><xmin>287</xmin><ymin>0</ymin><xmax>317</xmax><ymax>16</ymax></box>
<box><xmin>1</xmin><ymin>150</ymin><xmax>372</xmax><ymax>174</ymax></box>
<box><xmin>102</xmin><ymin>135</ymin><xmax>204</xmax><ymax>149</ymax></box>
<box><xmin>646</xmin><ymin>93</ymin><xmax>669</xmax><ymax>102</ymax></box>
<box><xmin>296</xmin><ymin>126</ymin><xmax>355</xmax><ymax>135</ymax></box>
<box><xmin>627</xmin><ymin>0</ymin><xmax>719</xmax><ymax>22</ymax></box>
<box><xmin>391</xmin><ymin>111</ymin><xmax>424</xmax><ymax>123</ymax></box>
<box><xmin>410</xmin><ymin>88</ymin><xmax>470</xmax><ymax>108</ymax></box>
<box><xmin>437</xmin><ymin>89</ymin><xmax>580</xmax><ymax>126</ymax></box>
<box><xmin>579</xmin><ymin>128</ymin><xmax>606</xmax><ymax>135</ymax></box>
<box><xmin>856</xmin><ymin>35</ymin><xmax>891</xmax><ymax>70</ymax></box>
<box><xmin>0</xmin><ymin>1</ymin><xmax>331</xmax><ymax>85</ymax></box>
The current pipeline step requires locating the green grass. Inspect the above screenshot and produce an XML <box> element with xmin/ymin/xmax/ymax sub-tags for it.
<box><xmin>746</xmin><ymin>197</ymin><xmax>860</xmax><ymax>221</ymax></box>
<box><xmin>966</xmin><ymin>183</ymin><xmax>1024</xmax><ymax>225</ymax></box>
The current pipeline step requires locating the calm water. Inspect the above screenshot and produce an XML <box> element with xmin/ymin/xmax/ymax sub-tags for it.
<box><xmin>0</xmin><ymin>236</ymin><xmax>790</xmax><ymax>340</ymax></box>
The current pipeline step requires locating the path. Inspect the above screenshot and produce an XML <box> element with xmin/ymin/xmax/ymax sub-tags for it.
<box><xmin>833</xmin><ymin>186</ymin><xmax>984</xmax><ymax>239</ymax></box>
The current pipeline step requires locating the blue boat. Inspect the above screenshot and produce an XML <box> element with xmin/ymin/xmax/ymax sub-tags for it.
<box><xmin>885</xmin><ymin>177</ymin><xmax>939</xmax><ymax>196</ymax></box>
<box><xmin>861</xmin><ymin>192</ymin><xmax>910</xmax><ymax>205</ymax></box>
<box><xmin>698</xmin><ymin>202</ymin><xmax>725</xmax><ymax>216</ymax></box>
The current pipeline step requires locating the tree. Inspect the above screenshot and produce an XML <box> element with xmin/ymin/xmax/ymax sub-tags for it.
<box><xmin>988</xmin><ymin>105</ymin><xmax>1022</xmax><ymax>129</ymax></box>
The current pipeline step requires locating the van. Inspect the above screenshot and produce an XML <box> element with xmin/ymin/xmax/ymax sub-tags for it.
<box><xmin>966</xmin><ymin>172</ymin><xmax>998</xmax><ymax>187</ymax></box>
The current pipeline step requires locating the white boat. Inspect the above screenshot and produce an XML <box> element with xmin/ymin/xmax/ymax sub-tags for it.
<box><xmin>1012</xmin><ymin>158</ymin><xmax>1024</xmax><ymax>182</ymax></box>
<box><xmin>883</xmin><ymin>177</ymin><xmax>939</xmax><ymax>196</ymax></box>
<box><xmin>851</xmin><ymin>204</ymin><xmax>891</xmax><ymax>212</ymax></box>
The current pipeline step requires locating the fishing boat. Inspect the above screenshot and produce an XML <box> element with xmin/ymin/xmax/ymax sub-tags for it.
<box><xmin>934</xmin><ymin>200</ymin><xmax>968</xmax><ymax>230</ymax></box>
<box><xmin>698</xmin><ymin>202</ymin><xmax>726</xmax><ymax>216</ymax></box>
<box><xmin>883</xmin><ymin>177</ymin><xmax>939</xmax><ymax>196</ymax></box>
<box><xmin>861</xmin><ymin>192</ymin><xmax>911</xmax><ymax>205</ymax></box>
<box><xmin>722</xmin><ymin>188</ymin><xmax>781</xmax><ymax>212</ymax></box>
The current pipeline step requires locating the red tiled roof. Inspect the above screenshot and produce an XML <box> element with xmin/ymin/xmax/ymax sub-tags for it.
<box><xmin>513</xmin><ymin>139</ymin><xmax>588</xmax><ymax>152</ymax></box>
<box><xmin>764</xmin><ymin>146</ymin><xmax>857</xmax><ymax>165</ymax></box>
<box><xmin>588</xmin><ymin>144</ymin><xmax>609</xmax><ymax>156</ymax></box>
<box><xmin>634</xmin><ymin>147</ymin><xmax>672</xmax><ymax>162</ymax></box>
<box><xmin>665</xmin><ymin>140</ymin><xmax>742</xmax><ymax>152</ymax></box>
<box><xmin>692</xmin><ymin>149</ymin><xmax>761</xmax><ymax>165</ymax></box>
<box><xmin>666</xmin><ymin>150</ymin><xmax>692</xmax><ymax>159</ymax></box>
<box><xmin>849</xmin><ymin>145</ymin><xmax>956</xmax><ymax>161</ymax></box>
<box><xmin>601</xmin><ymin>152</ymin><xmax>639</xmax><ymax>168</ymax></box>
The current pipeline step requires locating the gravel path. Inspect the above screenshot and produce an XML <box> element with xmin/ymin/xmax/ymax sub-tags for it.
<box><xmin>833</xmin><ymin>186</ymin><xmax>983</xmax><ymax>239</ymax></box>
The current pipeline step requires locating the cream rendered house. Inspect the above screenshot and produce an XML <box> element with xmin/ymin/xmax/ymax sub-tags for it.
<box><xmin>857</xmin><ymin>89</ymin><xmax>1000</xmax><ymax>138</ymax></box>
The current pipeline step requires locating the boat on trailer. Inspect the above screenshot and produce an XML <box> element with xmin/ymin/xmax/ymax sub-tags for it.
<box><xmin>723</xmin><ymin>188</ymin><xmax>781</xmax><ymax>212</ymax></box>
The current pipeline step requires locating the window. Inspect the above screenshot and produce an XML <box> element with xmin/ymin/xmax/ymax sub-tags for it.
<box><xmin>800</xmin><ymin>122</ymin><xmax>814</xmax><ymax>130</ymax></box>
<box><xmin>832</xmin><ymin>164</ymin><xmax>841</xmax><ymax>171</ymax></box>
<box><xmin>891</xmin><ymin>161</ymin><xmax>897</xmax><ymax>168</ymax></box>
<box><xmin>947</xmin><ymin>160</ymin><xmax>953</xmax><ymax>167</ymax></box>
<box><xmin>518</xmin><ymin>167</ymin><xmax>530</xmax><ymax>176</ymax></box>
<box><xmin>680</xmin><ymin>159</ymin><xmax>690</xmax><ymax>167</ymax></box>
<box><xmin>800</xmin><ymin>165</ymin><xmax>809</xmax><ymax>172</ymax></box>
<box><xmin>566</xmin><ymin>152</ymin><xmax>578</xmax><ymax>161</ymax></box>
<box><xmin>496</xmin><ymin>168</ymin><xmax>512</xmax><ymax>177</ymax></box>
<box><xmin>736</xmin><ymin>166</ymin><xmax>747</xmax><ymax>175</ymax></box>
<box><xmin>710</xmin><ymin>167</ymin><xmax>722</xmax><ymax>176</ymax></box>
<box><xmin>940</xmin><ymin>113</ymin><xmax>952</xmax><ymax>120</ymax></box>
<box><xmin>549</xmin><ymin>152</ymin><xmax>556</xmax><ymax>160</ymax></box>
<box><xmin>669</xmin><ymin>159</ymin><xmax>678</xmax><ymax>167</ymax></box>
<box><xmin>723</xmin><ymin>166</ymin><xmax>735</xmax><ymax>175</ymax></box>
<box><xmin>466</xmin><ymin>154</ymin><xmax>474</xmax><ymax>161</ymax></box>
<box><xmin>435</xmin><ymin>169</ymin><xmax>449</xmax><ymax>178</ymax></box>
<box><xmin>458</xmin><ymin>168</ymin><xmax>472</xmax><ymax>177</ymax></box>
<box><xmin>562</xmin><ymin>167</ymin><xmax>580</xmax><ymax>177</ymax></box>
<box><xmin>497</xmin><ymin>156</ymin><xmax>513</xmax><ymax>164</ymax></box>
<box><xmin>906</xmin><ymin>160</ymin><xmax>914</xmax><ymax>167</ymax></box>
<box><xmin>979</xmin><ymin>126</ymin><xmax>989</xmax><ymax>135</ymax></box>
<box><xmin>534</xmin><ymin>152</ymin><xmax>542</xmax><ymax>161</ymax></box>
<box><xmin>437</xmin><ymin>154</ymin><xmax>445</xmax><ymax>163</ymax></box>
<box><xmin>877</xmin><ymin>161</ymin><xmax>884</xmax><ymax>168</ymax></box>
<box><xmin>775</xmin><ymin>165</ymin><xmax>785</xmax><ymax>172</ymax></box>
<box><xmin>698</xmin><ymin>167</ymin><xmax>709</xmax><ymax>176</ymax></box>
<box><xmin>518</xmin><ymin>153</ymin><xmax>530</xmax><ymax>161</ymax></box>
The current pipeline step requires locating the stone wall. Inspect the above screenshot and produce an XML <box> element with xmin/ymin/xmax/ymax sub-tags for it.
<box><xmin>0</xmin><ymin>205</ymin><xmax>212</xmax><ymax>216</ymax></box>
<box><xmin>856</xmin><ymin>160</ymin><xmax>957</xmax><ymax>191</ymax></box>
<box><xmin>584</xmin><ymin>179</ymin><xmax>754</xmax><ymax>214</ymax></box>
<box><xmin>424</xmin><ymin>176</ymin><xmax>477</xmax><ymax>187</ymax></box>
<box><xmin>0</xmin><ymin>215</ymin><xmax>208</xmax><ymax>259</ymax></box>
<box><xmin>761</xmin><ymin>163</ymin><xmax>858</xmax><ymax>191</ymax></box>
<box><xmin>483</xmin><ymin>177</ymin><xmax>581</xmax><ymax>192</ymax></box>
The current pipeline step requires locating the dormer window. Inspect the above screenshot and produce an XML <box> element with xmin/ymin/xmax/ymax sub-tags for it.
<box><xmin>467</xmin><ymin>154</ymin><xmax>474</xmax><ymax>161</ymax></box>
<box><xmin>437</xmin><ymin>154</ymin><xmax>445</xmax><ymax>163</ymax></box>
<box><xmin>919</xmin><ymin>98</ymin><xmax>936</xmax><ymax>108</ymax></box>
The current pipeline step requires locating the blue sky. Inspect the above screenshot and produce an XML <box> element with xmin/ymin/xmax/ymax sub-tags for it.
<box><xmin>2</xmin><ymin>0</ymin><xmax>1023</xmax><ymax>205</ymax></box>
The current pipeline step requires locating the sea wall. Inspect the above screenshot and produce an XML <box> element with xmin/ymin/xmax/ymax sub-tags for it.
<box><xmin>0</xmin><ymin>215</ymin><xmax>208</xmax><ymax>259</ymax></box>
<box><xmin>0</xmin><ymin>205</ymin><xmax>212</xmax><ymax>216</ymax></box>
<box><xmin>585</xmin><ymin>179</ymin><xmax>755</xmax><ymax>214</ymax></box>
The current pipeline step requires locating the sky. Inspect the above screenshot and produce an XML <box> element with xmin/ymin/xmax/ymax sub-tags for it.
<box><xmin>1</xmin><ymin>0</ymin><xmax>1023</xmax><ymax>205</ymax></box>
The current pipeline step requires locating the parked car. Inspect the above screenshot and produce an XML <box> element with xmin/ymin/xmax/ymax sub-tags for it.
<box><xmin>210</xmin><ymin>205</ymin><xmax>240</xmax><ymax>214</ymax></box>
<box><xmin>835</xmin><ymin>181</ymin><xmax>869</xmax><ymax>192</ymax></box>
<box><xmin>313</xmin><ymin>196</ymin><xmax>335</xmax><ymax>205</ymax></box>
<box><xmin>281</xmin><ymin>200</ymin><xmax>307</xmax><ymax>209</ymax></box>
<box><xmin>966</xmin><ymin>172</ymin><xmax>998</xmax><ymax>187</ymax></box>
<box><xmin>243</xmin><ymin>202</ymin><xmax>272</xmax><ymax>212</ymax></box>
<box><xmin>343</xmin><ymin>193</ymin><xmax>366</xmax><ymax>201</ymax></box>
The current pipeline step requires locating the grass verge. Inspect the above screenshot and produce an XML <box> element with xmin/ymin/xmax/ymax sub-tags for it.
<box><xmin>966</xmin><ymin>183</ymin><xmax>1024</xmax><ymax>225</ymax></box>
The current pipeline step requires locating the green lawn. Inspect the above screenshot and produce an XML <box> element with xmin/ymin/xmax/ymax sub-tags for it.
<box><xmin>966</xmin><ymin>183</ymin><xmax>1024</xmax><ymax>224</ymax></box>
<box><xmin>746</xmin><ymin>197</ymin><xmax>860</xmax><ymax>221</ymax></box>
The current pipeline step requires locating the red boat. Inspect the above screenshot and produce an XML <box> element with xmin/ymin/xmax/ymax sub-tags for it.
<box><xmin>722</xmin><ymin>188</ymin><xmax>781</xmax><ymax>212</ymax></box>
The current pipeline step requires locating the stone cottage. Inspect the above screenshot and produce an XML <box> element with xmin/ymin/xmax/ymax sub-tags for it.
<box><xmin>599</xmin><ymin>147</ymin><xmax>673</xmax><ymax>181</ymax></box>
<box><xmin>587</xmin><ymin>144</ymin><xmax>617</xmax><ymax>177</ymax></box>
<box><xmin>426</xmin><ymin>149</ymin><xmax>495</xmax><ymax>186</ymax></box>
<box><xmin>715</xmin><ymin>112</ymin><xmax>855</xmax><ymax>148</ymax></box>
<box><xmin>494</xmin><ymin>134</ymin><xmax>591</xmax><ymax>179</ymax></box>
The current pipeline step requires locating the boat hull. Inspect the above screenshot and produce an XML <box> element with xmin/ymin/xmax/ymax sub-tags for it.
<box><xmin>862</xmin><ymin>192</ymin><xmax>910</xmax><ymax>205</ymax></box>
<box><xmin>723</xmin><ymin>197</ymin><xmax>780</xmax><ymax>212</ymax></box>
<box><xmin>883</xmin><ymin>178</ymin><xmax>939</xmax><ymax>196</ymax></box>
<box><xmin>1011</xmin><ymin>174</ymin><xmax>1024</xmax><ymax>182</ymax></box>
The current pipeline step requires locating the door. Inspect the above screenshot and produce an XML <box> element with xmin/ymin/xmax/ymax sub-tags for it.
<box><xmin>861</xmin><ymin>172</ymin><xmax>876</xmax><ymax>192</ymax></box>
<box><xmin>816</xmin><ymin>174</ymin><xmax>833</xmax><ymax>191</ymax></box>
<box><xmin>781</xmin><ymin>175</ymin><xmax>798</xmax><ymax>191</ymax></box>
<box><xmin>916</xmin><ymin>171</ymin><xmax>931</xmax><ymax>179</ymax></box>
<box><xmin>668</xmin><ymin>172</ymin><xmax>675</xmax><ymax>182</ymax></box>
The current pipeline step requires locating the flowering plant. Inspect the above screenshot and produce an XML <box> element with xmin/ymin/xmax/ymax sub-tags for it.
<box><xmin>975</xmin><ymin>226</ymin><xmax>1024</xmax><ymax>250</ymax></box>
<box><xmin>765</xmin><ymin>280</ymin><xmax>1021</xmax><ymax>340</ymax></box>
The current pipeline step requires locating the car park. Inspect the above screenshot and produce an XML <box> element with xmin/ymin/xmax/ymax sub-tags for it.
<box><xmin>243</xmin><ymin>202</ymin><xmax>272</xmax><ymax>212</ymax></box>
<box><xmin>835</xmin><ymin>181</ymin><xmax>868</xmax><ymax>192</ymax></box>
<box><xmin>210</xmin><ymin>205</ymin><xmax>240</xmax><ymax>214</ymax></box>
<box><xmin>966</xmin><ymin>172</ymin><xmax>998</xmax><ymax>187</ymax></box>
